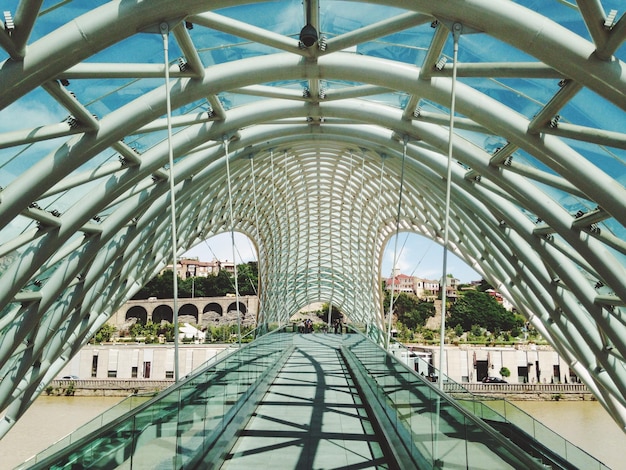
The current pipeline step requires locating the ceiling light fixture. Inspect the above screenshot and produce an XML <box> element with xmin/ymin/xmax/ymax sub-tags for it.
<box><xmin>299</xmin><ymin>23</ymin><xmax>318</xmax><ymax>48</ymax></box>
<box><xmin>299</xmin><ymin>0</ymin><xmax>318</xmax><ymax>48</ymax></box>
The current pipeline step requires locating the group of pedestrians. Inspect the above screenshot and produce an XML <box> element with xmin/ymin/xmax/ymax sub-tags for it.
<box><xmin>298</xmin><ymin>318</ymin><xmax>314</xmax><ymax>333</ymax></box>
<box><xmin>296</xmin><ymin>317</ymin><xmax>343</xmax><ymax>334</ymax></box>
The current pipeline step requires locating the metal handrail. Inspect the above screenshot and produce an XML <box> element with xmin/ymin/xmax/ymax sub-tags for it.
<box><xmin>380</xmin><ymin>329</ymin><xmax>609</xmax><ymax>470</ymax></box>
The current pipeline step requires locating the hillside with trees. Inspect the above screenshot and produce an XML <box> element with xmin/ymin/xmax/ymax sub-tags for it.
<box><xmin>131</xmin><ymin>261</ymin><xmax>258</xmax><ymax>299</ymax></box>
<box><xmin>384</xmin><ymin>280</ymin><xmax>530</xmax><ymax>344</ymax></box>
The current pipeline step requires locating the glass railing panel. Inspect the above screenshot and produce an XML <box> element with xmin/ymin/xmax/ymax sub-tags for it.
<box><xmin>497</xmin><ymin>398</ymin><xmax>608</xmax><ymax>468</ymax></box>
<box><xmin>472</xmin><ymin>399</ymin><xmax>508</xmax><ymax>423</ymax></box>
<box><xmin>430</xmin><ymin>399</ymin><xmax>470</xmax><ymax>469</ymax></box>
<box><xmin>395</xmin><ymin>367</ymin><xmax>412</xmax><ymax>441</ymax></box>
<box><xmin>481</xmin><ymin>397</ymin><xmax>506</xmax><ymax>417</ymax></box>
<box><xmin>48</xmin><ymin>417</ymin><xmax>136</xmax><ymax>469</ymax></box>
<box><xmin>373</xmin><ymin>328</ymin><xmax>610</xmax><ymax>470</ymax></box>
<box><xmin>25</xmin><ymin>393</ymin><xmax>154</xmax><ymax>464</ymax></box>
<box><xmin>343</xmin><ymin>327</ymin><xmax>541</xmax><ymax>469</ymax></box>
<box><xmin>565</xmin><ymin>440</ymin><xmax>604</xmax><ymax>470</ymax></box>
<box><xmin>499</xmin><ymin>399</ymin><xmax>535</xmax><ymax>433</ymax></box>
<box><xmin>533</xmin><ymin>418</ymin><xmax>566</xmax><ymax>457</ymax></box>
<box><xmin>203</xmin><ymin>364</ymin><xmax>228</xmax><ymax>448</ymax></box>
<box><xmin>23</xmin><ymin>325</ymin><xmax>291</xmax><ymax>469</ymax></box>
<box><xmin>34</xmin><ymin>435</ymin><xmax>72</xmax><ymax>463</ymax></box>
<box><xmin>407</xmin><ymin>379</ymin><xmax>435</xmax><ymax>464</ymax></box>
<box><xmin>176</xmin><ymin>384</ymin><xmax>212</xmax><ymax>468</ymax></box>
<box><xmin>130</xmin><ymin>388</ymin><xmax>181</xmax><ymax>468</ymax></box>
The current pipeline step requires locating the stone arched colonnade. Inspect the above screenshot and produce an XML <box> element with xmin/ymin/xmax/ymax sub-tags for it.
<box><xmin>109</xmin><ymin>296</ymin><xmax>258</xmax><ymax>328</ymax></box>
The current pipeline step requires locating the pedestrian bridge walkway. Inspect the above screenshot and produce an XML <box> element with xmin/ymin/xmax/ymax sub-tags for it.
<box><xmin>221</xmin><ymin>334</ymin><xmax>389</xmax><ymax>469</ymax></box>
<box><xmin>18</xmin><ymin>328</ymin><xmax>609</xmax><ymax>469</ymax></box>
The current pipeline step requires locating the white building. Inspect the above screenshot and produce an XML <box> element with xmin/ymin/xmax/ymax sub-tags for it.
<box><xmin>396</xmin><ymin>344</ymin><xmax>579</xmax><ymax>384</ymax></box>
<box><xmin>58</xmin><ymin>344</ymin><xmax>228</xmax><ymax>380</ymax></box>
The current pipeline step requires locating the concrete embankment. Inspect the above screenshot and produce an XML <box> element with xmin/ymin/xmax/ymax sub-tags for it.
<box><xmin>47</xmin><ymin>379</ymin><xmax>593</xmax><ymax>400</ymax></box>
<box><xmin>446</xmin><ymin>383</ymin><xmax>594</xmax><ymax>401</ymax></box>
<box><xmin>47</xmin><ymin>379</ymin><xmax>175</xmax><ymax>397</ymax></box>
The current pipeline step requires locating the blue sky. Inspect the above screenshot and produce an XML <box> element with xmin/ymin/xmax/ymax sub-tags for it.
<box><xmin>183</xmin><ymin>232</ymin><xmax>481</xmax><ymax>283</ymax></box>
<box><xmin>381</xmin><ymin>233</ymin><xmax>481</xmax><ymax>283</ymax></box>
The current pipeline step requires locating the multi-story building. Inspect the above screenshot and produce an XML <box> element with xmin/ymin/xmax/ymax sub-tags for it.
<box><xmin>417</xmin><ymin>277</ymin><xmax>442</xmax><ymax>299</ymax></box>
<box><xmin>385</xmin><ymin>273</ymin><xmax>416</xmax><ymax>294</ymax></box>
<box><xmin>162</xmin><ymin>257</ymin><xmax>236</xmax><ymax>278</ymax></box>
<box><xmin>384</xmin><ymin>273</ymin><xmax>445</xmax><ymax>300</ymax></box>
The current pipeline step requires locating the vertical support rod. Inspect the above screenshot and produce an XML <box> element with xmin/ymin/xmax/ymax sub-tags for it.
<box><xmin>386</xmin><ymin>136</ymin><xmax>408</xmax><ymax>350</ymax></box>
<box><xmin>438</xmin><ymin>23</ymin><xmax>461</xmax><ymax>389</ymax></box>
<box><xmin>375</xmin><ymin>155</ymin><xmax>386</xmax><ymax>339</ymax></box>
<box><xmin>224</xmin><ymin>137</ymin><xmax>242</xmax><ymax>347</ymax></box>
<box><xmin>161</xmin><ymin>23</ymin><xmax>180</xmax><ymax>383</ymax></box>
<box><xmin>327</xmin><ymin>301</ymin><xmax>332</xmax><ymax>332</ymax></box>
<box><xmin>249</xmin><ymin>155</ymin><xmax>264</xmax><ymax>332</ymax></box>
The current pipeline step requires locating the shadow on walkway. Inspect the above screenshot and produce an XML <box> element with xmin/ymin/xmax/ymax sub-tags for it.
<box><xmin>221</xmin><ymin>334</ymin><xmax>394</xmax><ymax>470</ymax></box>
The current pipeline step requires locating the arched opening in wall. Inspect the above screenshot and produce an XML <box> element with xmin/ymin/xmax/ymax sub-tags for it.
<box><xmin>201</xmin><ymin>302</ymin><xmax>223</xmax><ymax>326</ymax></box>
<box><xmin>153</xmin><ymin>305</ymin><xmax>173</xmax><ymax>324</ymax></box>
<box><xmin>179</xmin><ymin>303</ymin><xmax>199</xmax><ymax>324</ymax></box>
<box><xmin>181</xmin><ymin>232</ymin><xmax>259</xmax><ymax>298</ymax></box>
<box><xmin>126</xmin><ymin>306</ymin><xmax>147</xmax><ymax>325</ymax></box>
<box><xmin>204</xmin><ymin>302</ymin><xmax>223</xmax><ymax>315</ymax></box>
<box><xmin>226</xmin><ymin>301</ymin><xmax>251</xmax><ymax>325</ymax></box>
<box><xmin>227</xmin><ymin>302</ymin><xmax>247</xmax><ymax>315</ymax></box>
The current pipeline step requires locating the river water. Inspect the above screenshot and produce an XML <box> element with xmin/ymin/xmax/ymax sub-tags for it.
<box><xmin>512</xmin><ymin>400</ymin><xmax>626</xmax><ymax>470</ymax></box>
<box><xmin>0</xmin><ymin>397</ymin><xmax>624</xmax><ymax>469</ymax></box>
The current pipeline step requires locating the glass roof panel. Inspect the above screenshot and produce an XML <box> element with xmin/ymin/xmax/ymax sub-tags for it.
<box><xmin>1</xmin><ymin>0</ymin><xmax>625</xmax><ymax>436</ymax></box>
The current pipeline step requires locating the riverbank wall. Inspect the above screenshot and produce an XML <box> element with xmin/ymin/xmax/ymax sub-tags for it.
<box><xmin>48</xmin><ymin>379</ymin><xmax>593</xmax><ymax>400</ymax></box>
<box><xmin>47</xmin><ymin>379</ymin><xmax>174</xmax><ymax>397</ymax></box>
<box><xmin>448</xmin><ymin>383</ymin><xmax>594</xmax><ymax>401</ymax></box>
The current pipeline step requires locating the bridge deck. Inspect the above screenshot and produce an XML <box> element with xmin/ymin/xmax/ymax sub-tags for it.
<box><xmin>20</xmin><ymin>330</ymin><xmax>606</xmax><ymax>470</ymax></box>
<box><xmin>221</xmin><ymin>334</ymin><xmax>392</xmax><ymax>469</ymax></box>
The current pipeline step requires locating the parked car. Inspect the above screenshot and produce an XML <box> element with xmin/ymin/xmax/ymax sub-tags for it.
<box><xmin>482</xmin><ymin>376</ymin><xmax>507</xmax><ymax>383</ymax></box>
<box><xmin>60</xmin><ymin>375</ymin><xmax>80</xmax><ymax>380</ymax></box>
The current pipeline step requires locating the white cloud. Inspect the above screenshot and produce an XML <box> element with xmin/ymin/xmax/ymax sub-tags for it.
<box><xmin>0</xmin><ymin>98</ymin><xmax>63</xmax><ymax>132</ymax></box>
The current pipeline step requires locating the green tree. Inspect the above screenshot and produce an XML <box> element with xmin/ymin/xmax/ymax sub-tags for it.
<box><xmin>448</xmin><ymin>290</ymin><xmax>523</xmax><ymax>333</ymax></box>
<box><xmin>129</xmin><ymin>322</ymin><xmax>144</xmax><ymax>339</ymax></box>
<box><xmin>237</xmin><ymin>261</ymin><xmax>259</xmax><ymax>295</ymax></box>
<box><xmin>131</xmin><ymin>270</ymin><xmax>175</xmax><ymax>299</ymax></box>
<box><xmin>383</xmin><ymin>292</ymin><xmax>435</xmax><ymax>329</ymax></box>
<box><xmin>476</xmin><ymin>279</ymin><xmax>495</xmax><ymax>292</ymax></box>
<box><xmin>318</xmin><ymin>303</ymin><xmax>343</xmax><ymax>323</ymax></box>
<box><xmin>470</xmin><ymin>324</ymin><xmax>483</xmax><ymax>338</ymax></box>
<box><xmin>159</xmin><ymin>323</ymin><xmax>176</xmax><ymax>341</ymax></box>
<box><xmin>93</xmin><ymin>323</ymin><xmax>116</xmax><ymax>343</ymax></box>
<box><xmin>178</xmin><ymin>276</ymin><xmax>195</xmax><ymax>298</ymax></box>
<box><xmin>143</xmin><ymin>321</ymin><xmax>158</xmax><ymax>337</ymax></box>
<box><xmin>130</xmin><ymin>261</ymin><xmax>259</xmax><ymax>300</ymax></box>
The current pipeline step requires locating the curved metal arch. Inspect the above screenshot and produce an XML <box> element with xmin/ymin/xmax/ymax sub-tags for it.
<box><xmin>221</xmin><ymin>124</ymin><xmax>624</xmax><ymax>374</ymax></box>
<box><xmin>177</xmin><ymin>125</ymin><xmax>576</xmax><ymax>310</ymax></box>
<box><xmin>1</xmin><ymin>0</ymin><xmax>625</xmax><ymax>439</ymax></box>
<box><xmin>1</xmin><ymin>98</ymin><xmax>620</xmax><ymax>352</ymax></box>
<box><xmin>5</xmin><ymin>53</ymin><xmax>624</xmax><ymax>252</ymax></box>
<box><xmin>1</xmin><ymin>0</ymin><xmax>624</xmax><ymax>109</ymax></box>
<box><xmin>0</xmin><ymin>57</ymin><xmax>623</xmax><ymax>244</ymax></box>
<box><xmin>185</xmin><ymin>125</ymin><xmax>620</xmax><ymax>348</ymax></box>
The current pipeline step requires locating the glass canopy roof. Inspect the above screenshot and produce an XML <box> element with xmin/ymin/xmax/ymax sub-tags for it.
<box><xmin>0</xmin><ymin>0</ymin><xmax>625</xmax><ymax>436</ymax></box>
